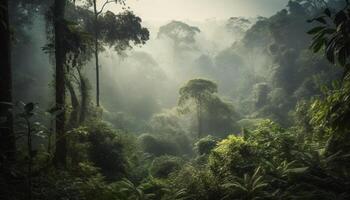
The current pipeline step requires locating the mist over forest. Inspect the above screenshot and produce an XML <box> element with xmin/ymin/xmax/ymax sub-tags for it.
<box><xmin>2</xmin><ymin>0</ymin><xmax>350</xmax><ymax>199</ymax></box>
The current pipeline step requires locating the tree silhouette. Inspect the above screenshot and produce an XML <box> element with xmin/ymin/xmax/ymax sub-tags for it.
<box><xmin>158</xmin><ymin>20</ymin><xmax>200</xmax><ymax>51</ymax></box>
<box><xmin>0</xmin><ymin>0</ymin><xmax>15</xmax><ymax>165</ymax></box>
<box><xmin>178</xmin><ymin>79</ymin><xmax>218</xmax><ymax>138</ymax></box>
<box><xmin>82</xmin><ymin>0</ymin><xmax>149</xmax><ymax>107</ymax></box>
<box><xmin>53</xmin><ymin>0</ymin><xmax>67</xmax><ymax>167</ymax></box>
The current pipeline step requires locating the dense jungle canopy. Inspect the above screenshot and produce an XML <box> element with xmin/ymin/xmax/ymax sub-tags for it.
<box><xmin>1</xmin><ymin>0</ymin><xmax>350</xmax><ymax>199</ymax></box>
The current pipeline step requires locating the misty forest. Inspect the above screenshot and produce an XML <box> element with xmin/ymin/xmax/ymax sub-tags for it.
<box><xmin>2</xmin><ymin>0</ymin><xmax>350</xmax><ymax>199</ymax></box>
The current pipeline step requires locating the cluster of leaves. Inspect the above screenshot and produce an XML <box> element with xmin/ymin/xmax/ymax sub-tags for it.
<box><xmin>178</xmin><ymin>79</ymin><xmax>218</xmax><ymax>112</ymax></box>
<box><xmin>138</xmin><ymin>133</ymin><xmax>192</xmax><ymax>157</ymax></box>
<box><xmin>307</xmin><ymin>0</ymin><xmax>350</xmax><ymax>158</ymax></box>
<box><xmin>223</xmin><ymin>0</ymin><xmax>344</xmax><ymax>127</ymax></box>
<box><xmin>308</xmin><ymin>2</ymin><xmax>350</xmax><ymax>74</ymax></box>
<box><xmin>99</xmin><ymin>11</ymin><xmax>149</xmax><ymax>53</ymax></box>
<box><xmin>7</xmin><ymin>1</ymin><xmax>350</xmax><ymax>200</ymax></box>
<box><xmin>158</xmin><ymin>21</ymin><xmax>200</xmax><ymax>50</ymax></box>
<box><xmin>3</xmin><ymin>104</ymin><xmax>148</xmax><ymax>200</ymax></box>
<box><xmin>150</xmin><ymin>156</ymin><xmax>184</xmax><ymax>179</ymax></box>
<box><xmin>194</xmin><ymin>135</ymin><xmax>218</xmax><ymax>156</ymax></box>
<box><xmin>160</xmin><ymin>118</ymin><xmax>350</xmax><ymax>200</ymax></box>
<box><xmin>178</xmin><ymin>79</ymin><xmax>240</xmax><ymax>137</ymax></box>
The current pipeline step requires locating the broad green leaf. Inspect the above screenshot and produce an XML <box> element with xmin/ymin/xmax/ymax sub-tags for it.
<box><xmin>337</xmin><ymin>46</ymin><xmax>347</xmax><ymax>67</ymax></box>
<box><xmin>307</xmin><ymin>26</ymin><xmax>326</xmax><ymax>35</ymax></box>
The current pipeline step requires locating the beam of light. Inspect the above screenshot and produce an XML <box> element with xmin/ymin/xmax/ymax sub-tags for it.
<box><xmin>98</xmin><ymin>0</ymin><xmax>289</xmax><ymax>22</ymax></box>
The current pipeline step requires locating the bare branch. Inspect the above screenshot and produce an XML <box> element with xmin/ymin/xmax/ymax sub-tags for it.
<box><xmin>97</xmin><ymin>0</ymin><xmax>114</xmax><ymax>15</ymax></box>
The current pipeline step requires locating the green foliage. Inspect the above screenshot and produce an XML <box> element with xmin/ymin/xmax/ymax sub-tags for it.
<box><xmin>309</xmin><ymin>81</ymin><xmax>350</xmax><ymax>133</ymax></box>
<box><xmin>203</xmin><ymin>96</ymin><xmax>240</xmax><ymax>137</ymax></box>
<box><xmin>305</xmin><ymin>2</ymin><xmax>350</xmax><ymax>169</ymax></box>
<box><xmin>21</xmin><ymin>163</ymin><xmax>118</xmax><ymax>200</ymax></box>
<box><xmin>99</xmin><ymin>11</ymin><xmax>150</xmax><ymax>53</ymax></box>
<box><xmin>69</xmin><ymin>3</ymin><xmax>149</xmax><ymax>54</ymax></box>
<box><xmin>194</xmin><ymin>135</ymin><xmax>218</xmax><ymax>155</ymax></box>
<box><xmin>138</xmin><ymin>133</ymin><xmax>178</xmax><ymax>157</ymax></box>
<box><xmin>209</xmin><ymin>135</ymin><xmax>259</xmax><ymax>177</ymax></box>
<box><xmin>308</xmin><ymin>2</ymin><xmax>350</xmax><ymax>78</ymax></box>
<box><xmin>150</xmin><ymin>156</ymin><xmax>184</xmax><ymax>179</ymax></box>
<box><xmin>221</xmin><ymin>167</ymin><xmax>268</xmax><ymax>200</ymax></box>
<box><xmin>138</xmin><ymin>133</ymin><xmax>191</xmax><ymax>157</ymax></box>
<box><xmin>169</xmin><ymin>165</ymin><xmax>223</xmax><ymax>200</ymax></box>
<box><xmin>149</xmin><ymin>109</ymin><xmax>185</xmax><ymax>135</ymax></box>
<box><xmin>242</xmin><ymin>17</ymin><xmax>271</xmax><ymax>49</ymax></box>
<box><xmin>178</xmin><ymin>79</ymin><xmax>218</xmax><ymax>112</ymax></box>
<box><xmin>84</xmin><ymin>120</ymin><xmax>134</xmax><ymax>180</ymax></box>
<box><xmin>204</xmin><ymin>117</ymin><xmax>350</xmax><ymax>199</ymax></box>
<box><xmin>237</xmin><ymin>118</ymin><xmax>266</xmax><ymax>130</ymax></box>
<box><xmin>245</xmin><ymin>121</ymin><xmax>298</xmax><ymax>163</ymax></box>
<box><xmin>114</xmin><ymin>178</ymin><xmax>155</xmax><ymax>200</ymax></box>
<box><xmin>178</xmin><ymin>79</ymin><xmax>239</xmax><ymax>137</ymax></box>
<box><xmin>7</xmin><ymin>1</ymin><xmax>350</xmax><ymax>200</ymax></box>
<box><xmin>234</xmin><ymin>0</ymin><xmax>343</xmax><ymax>127</ymax></box>
<box><xmin>105</xmin><ymin>111</ymin><xmax>144</xmax><ymax>132</ymax></box>
<box><xmin>308</xmin><ymin>81</ymin><xmax>350</xmax><ymax>158</ymax></box>
<box><xmin>160</xmin><ymin>188</ymin><xmax>190</xmax><ymax>200</ymax></box>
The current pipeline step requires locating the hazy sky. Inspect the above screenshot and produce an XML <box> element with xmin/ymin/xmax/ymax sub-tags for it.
<box><xmin>103</xmin><ymin>0</ymin><xmax>290</xmax><ymax>21</ymax></box>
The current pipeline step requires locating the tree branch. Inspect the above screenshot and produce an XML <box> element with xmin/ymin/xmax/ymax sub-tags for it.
<box><xmin>97</xmin><ymin>0</ymin><xmax>114</xmax><ymax>15</ymax></box>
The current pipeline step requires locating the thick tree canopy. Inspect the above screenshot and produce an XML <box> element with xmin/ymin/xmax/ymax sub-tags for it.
<box><xmin>158</xmin><ymin>20</ymin><xmax>200</xmax><ymax>49</ymax></box>
<box><xmin>178</xmin><ymin>79</ymin><xmax>218</xmax><ymax>109</ymax></box>
<box><xmin>99</xmin><ymin>11</ymin><xmax>149</xmax><ymax>53</ymax></box>
<box><xmin>5</xmin><ymin>1</ymin><xmax>350</xmax><ymax>200</ymax></box>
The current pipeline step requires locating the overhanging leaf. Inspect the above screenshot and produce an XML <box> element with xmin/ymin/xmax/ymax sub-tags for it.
<box><xmin>307</xmin><ymin>26</ymin><xmax>326</xmax><ymax>35</ymax></box>
<box><xmin>337</xmin><ymin>47</ymin><xmax>347</xmax><ymax>67</ymax></box>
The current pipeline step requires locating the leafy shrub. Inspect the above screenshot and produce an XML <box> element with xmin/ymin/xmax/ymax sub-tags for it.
<box><xmin>150</xmin><ymin>156</ymin><xmax>184</xmax><ymax>179</ymax></box>
<box><xmin>138</xmin><ymin>133</ymin><xmax>191</xmax><ymax>157</ymax></box>
<box><xmin>221</xmin><ymin>167</ymin><xmax>268</xmax><ymax>200</ymax></box>
<box><xmin>148</xmin><ymin>109</ymin><xmax>185</xmax><ymax>135</ymax></box>
<box><xmin>112</xmin><ymin>178</ymin><xmax>155</xmax><ymax>200</ymax></box>
<box><xmin>141</xmin><ymin>177</ymin><xmax>168</xmax><ymax>199</ymax></box>
<box><xmin>194</xmin><ymin>135</ymin><xmax>218</xmax><ymax>155</ymax></box>
<box><xmin>85</xmin><ymin>120</ymin><xmax>131</xmax><ymax>181</ymax></box>
<box><xmin>237</xmin><ymin>118</ymin><xmax>266</xmax><ymax>130</ymax></box>
<box><xmin>169</xmin><ymin>165</ymin><xmax>224</xmax><ymax>200</ymax></box>
<box><xmin>244</xmin><ymin>120</ymin><xmax>298</xmax><ymax>162</ymax></box>
<box><xmin>209</xmin><ymin>135</ymin><xmax>259</xmax><ymax>177</ymax></box>
<box><xmin>32</xmin><ymin>165</ymin><xmax>113</xmax><ymax>200</ymax></box>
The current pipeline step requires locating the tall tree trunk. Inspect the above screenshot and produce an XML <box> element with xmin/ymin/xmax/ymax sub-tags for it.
<box><xmin>197</xmin><ymin>100</ymin><xmax>202</xmax><ymax>139</ymax></box>
<box><xmin>66</xmin><ymin>79</ymin><xmax>79</xmax><ymax>129</ymax></box>
<box><xmin>93</xmin><ymin>0</ymin><xmax>100</xmax><ymax>107</ymax></box>
<box><xmin>0</xmin><ymin>0</ymin><xmax>15</xmax><ymax>164</ymax></box>
<box><xmin>53</xmin><ymin>0</ymin><xmax>67</xmax><ymax>168</ymax></box>
<box><xmin>0</xmin><ymin>2</ymin><xmax>15</xmax><ymax>198</ymax></box>
<box><xmin>77</xmin><ymin>69</ymin><xmax>88</xmax><ymax>124</ymax></box>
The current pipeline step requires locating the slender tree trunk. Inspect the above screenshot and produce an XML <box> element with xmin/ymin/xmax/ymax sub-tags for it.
<box><xmin>66</xmin><ymin>79</ymin><xmax>79</xmax><ymax>129</ymax></box>
<box><xmin>0</xmin><ymin>0</ymin><xmax>15</xmax><ymax>164</ymax></box>
<box><xmin>93</xmin><ymin>0</ymin><xmax>100</xmax><ymax>107</ymax></box>
<box><xmin>77</xmin><ymin>69</ymin><xmax>88</xmax><ymax>123</ymax></box>
<box><xmin>66</xmin><ymin>79</ymin><xmax>79</xmax><ymax>166</ymax></box>
<box><xmin>53</xmin><ymin>0</ymin><xmax>67</xmax><ymax>168</ymax></box>
<box><xmin>197</xmin><ymin>100</ymin><xmax>202</xmax><ymax>139</ymax></box>
<box><xmin>0</xmin><ymin>2</ymin><xmax>15</xmax><ymax>198</ymax></box>
<box><xmin>25</xmin><ymin>118</ymin><xmax>32</xmax><ymax>200</ymax></box>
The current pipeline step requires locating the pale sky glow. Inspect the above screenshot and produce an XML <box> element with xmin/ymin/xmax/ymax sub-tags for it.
<box><xmin>100</xmin><ymin>0</ymin><xmax>290</xmax><ymax>21</ymax></box>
